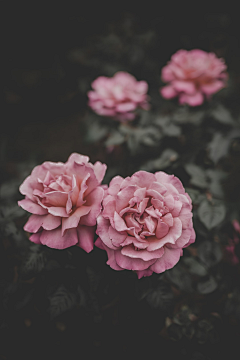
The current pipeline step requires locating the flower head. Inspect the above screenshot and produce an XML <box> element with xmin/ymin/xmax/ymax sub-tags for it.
<box><xmin>95</xmin><ymin>170</ymin><xmax>195</xmax><ymax>278</ymax></box>
<box><xmin>88</xmin><ymin>72</ymin><xmax>150</xmax><ymax>121</ymax></box>
<box><xmin>160</xmin><ymin>49</ymin><xmax>228</xmax><ymax>106</ymax></box>
<box><xmin>18</xmin><ymin>153</ymin><xmax>107</xmax><ymax>251</ymax></box>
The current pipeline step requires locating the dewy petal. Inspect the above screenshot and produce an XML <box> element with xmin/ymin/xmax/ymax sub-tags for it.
<box><xmin>18</xmin><ymin>199</ymin><xmax>48</xmax><ymax>215</ymax></box>
<box><xmin>121</xmin><ymin>245</ymin><xmax>164</xmax><ymax>261</ymax></box>
<box><xmin>115</xmin><ymin>250</ymin><xmax>156</xmax><ymax>271</ymax></box>
<box><xmin>80</xmin><ymin>187</ymin><xmax>104</xmax><ymax>226</ymax></box>
<box><xmin>76</xmin><ymin>225</ymin><xmax>95</xmax><ymax>253</ymax></box>
<box><xmin>150</xmin><ymin>247</ymin><xmax>181</xmax><ymax>273</ymax></box>
<box><xmin>40</xmin><ymin>228</ymin><xmax>78</xmax><ymax>249</ymax></box>
<box><xmin>93</xmin><ymin>161</ymin><xmax>107</xmax><ymax>183</ymax></box>
<box><xmin>62</xmin><ymin>206</ymin><xmax>91</xmax><ymax>235</ymax></box>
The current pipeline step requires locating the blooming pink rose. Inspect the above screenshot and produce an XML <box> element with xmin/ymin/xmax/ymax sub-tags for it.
<box><xmin>95</xmin><ymin>171</ymin><xmax>195</xmax><ymax>279</ymax></box>
<box><xmin>160</xmin><ymin>49</ymin><xmax>228</xmax><ymax>106</ymax></box>
<box><xmin>88</xmin><ymin>71</ymin><xmax>150</xmax><ymax>121</ymax></box>
<box><xmin>18</xmin><ymin>153</ymin><xmax>107</xmax><ymax>252</ymax></box>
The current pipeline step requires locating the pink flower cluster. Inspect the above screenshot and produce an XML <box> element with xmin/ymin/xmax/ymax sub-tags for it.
<box><xmin>160</xmin><ymin>49</ymin><xmax>228</xmax><ymax>106</ymax></box>
<box><xmin>88</xmin><ymin>72</ymin><xmax>150</xmax><ymax>121</ymax></box>
<box><xmin>19</xmin><ymin>154</ymin><xmax>195</xmax><ymax>278</ymax></box>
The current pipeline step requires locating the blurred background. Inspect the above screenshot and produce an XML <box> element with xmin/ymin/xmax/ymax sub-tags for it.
<box><xmin>2</xmin><ymin>8</ymin><xmax>240</xmax><ymax>360</ymax></box>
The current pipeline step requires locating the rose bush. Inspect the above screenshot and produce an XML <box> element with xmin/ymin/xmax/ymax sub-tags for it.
<box><xmin>88</xmin><ymin>71</ymin><xmax>150</xmax><ymax>121</ymax></box>
<box><xmin>160</xmin><ymin>49</ymin><xmax>228</xmax><ymax>106</ymax></box>
<box><xmin>95</xmin><ymin>171</ymin><xmax>195</xmax><ymax>278</ymax></box>
<box><xmin>18</xmin><ymin>153</ymin><xmax>107</xmax><ymax>251</ymax></box>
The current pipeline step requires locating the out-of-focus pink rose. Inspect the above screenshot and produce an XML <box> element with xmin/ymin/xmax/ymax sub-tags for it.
<box><xmin>95</xmin><ymin>171</ymin><xmax>195</xmax><ymax>279</ymax></box>
<box><xmin>88</xmin><ymin>72</ymin><xmax>150</xmax><ymax>121</ymax></box>
<box><xmin>224</xmin><ymin>220</ymin><xmax>240</xmax><ymax>265</ymax></box>
<box><xmin>160</xmin><ymin>49</ymin><xmax>228</xmax><ymax>106</ymax></box>
<box><xmin>18</xmin><ymin>153</ymin><xmax>107</xmax><ymax>252</ymax></box>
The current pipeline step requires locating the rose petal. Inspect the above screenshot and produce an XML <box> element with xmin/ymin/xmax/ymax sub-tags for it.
<box><xmin>136</xmin><ymin>269</ymin><xmax>154</xmax><ymax>279</ymax></box>
<box><xmin>97</xmin><ymin>215</ymin><xmax>118</xmax><ymax>249</ymax></box>
<box><xmin>147</xmin><ymin>217</ymin><xmax>182</xmax><ymax>251</ymax></box>
<box><xmin>62</xmin><ymin>206</ymin><xmax>91</xmax><ymax>234</ymax></box>
<box><xmin>76</xmin><ymin>225</ymin><xmax>95</xmax><ymax>253</ymax></box>
<box><xmin>156</xmin><ymin>220</ymin><xmax>169</xmax><ymax>239</ymax></box>
<box><xmin>18</xmin><ymin>199</ymin><xmax>48</xmax><ymax>215</ymax></box>
<box><xmin>40</xmin><ymin>228</ymin><xmax>78</xmax><ymax>249</ymax></box>
<box><xmin>115</xmin><ymin>250</ymin><xmax>156</xmax><ymax>271</ymax></box>
<box><xmin>121</xmin><ymin>245</ymin><xmax>164</xmax><ymax>261</ymax></box>
<box><xmin>93</xmin><ymin>161</ymin><xmax>107</xmax><ymax>183</ymax></box>
<box><xmin>150</xmin><ymin>247</ymin><xmax>181</xmax><ymax>273</ymax></box>
<box><xmin>80</xmin><ymin>187</ymin><xmax>104</xmax><ymax>226</ymax></box>
<box><xmin>29</xmin><ymin>232</ymin><xmax>42</xmax><ymax>244</ymax></box>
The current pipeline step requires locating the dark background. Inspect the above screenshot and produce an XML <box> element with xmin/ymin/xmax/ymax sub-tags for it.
<box><xmin>2</xmin><ymin>8</ymin><xmax>240</xmax><ymax>360</ymax></box>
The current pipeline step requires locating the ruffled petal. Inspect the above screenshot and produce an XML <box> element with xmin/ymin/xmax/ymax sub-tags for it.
<box><xmin>40</xmin><ymin>228</ymin><xmax>78</xmax><ymax>249</ymax></box>
<box><xmin>18</xmin><ymin>199</ymin><xmax>48</xmax><ymax>215</ymax></box>
<box><xmin>80</xmin><ymin>187</ymin><xmax>104</xmax><ymax>226</ymax></box>
<box><xmin>150</xmin><ymin>247</ymin><xmax>181</xmax><ymax>273</ymax></box>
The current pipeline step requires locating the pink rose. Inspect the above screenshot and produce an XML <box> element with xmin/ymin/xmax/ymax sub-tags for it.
<box><xmin>95</xmin><ymin>170</ymin><xmax>195</xmax><ymax>279</ymax></box>
<box><xmin>18</xmin><ymin>153</ymin><xmax>107</xmax><ymax>252</ymax></box>
<box><xmin>160</xmin><ymin>49</ymin><xmax>228</xmax><ymax>106</ymax></box>
<box><xmin>88</xmin><ymin>71</ymin><xmax>150</xmax><ymax>121</ymax></box>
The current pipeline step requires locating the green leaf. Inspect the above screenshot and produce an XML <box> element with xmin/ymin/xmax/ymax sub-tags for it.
<box><xmin>105</xmin><ymin>131</ymin><xmax>125</xmax><ymax>146</ymax></box>
<box><xmin>197</xmin><ymin>241</ymin><xmax>222</xmax><ymax>267</ymax></box>
<box><xmin>197</xmin><ymin>276</ymin><xmax>218</xmax><ymax>294</ymax></box>
<box><xmin>210</xmin><ymin>104</ymin><xmax>235</xmax><ymax>125</ymax></box>
<box><xmin>141</xmin><ymin>149</ymin><xmax>178</xmax><ymax>171</ymax></box>
<box><xmin>198</xmin><ymin>200</ymin><xmax>226</xmax><ymax>230</ymax></box>
<box><xmin>208</xmin><ymin>133</ymin><xmax>230</xmax><ymax>164</ymax></box>
<box><xmin>183</xmin><ymin>257</ymin><xmax>208</xmax><ymax>276</ymax></box>
<box><xmin>185</xmin><ymin>164</ymin><xmax>208</xmax><ymax>188</ymax></box>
